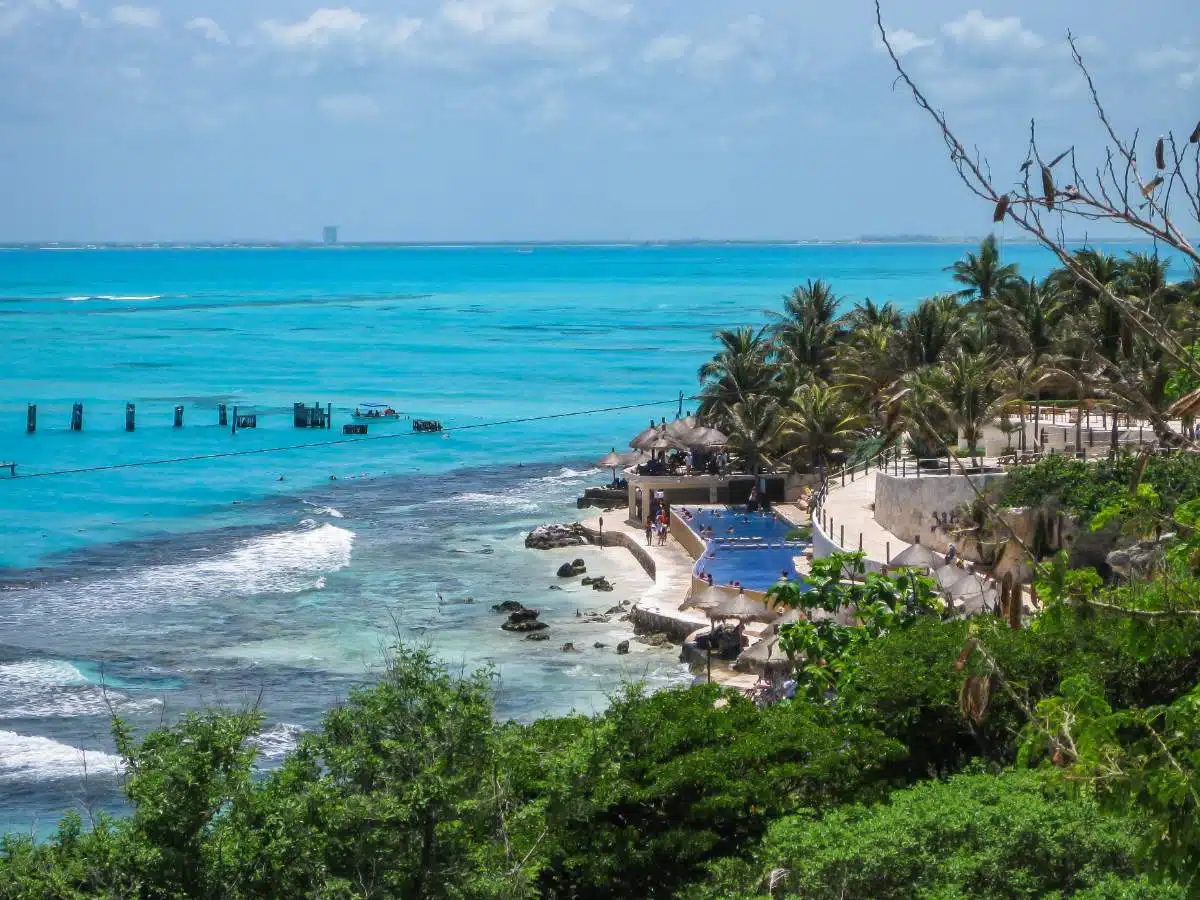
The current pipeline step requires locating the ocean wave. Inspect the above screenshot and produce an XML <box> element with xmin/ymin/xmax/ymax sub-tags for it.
<box><xmin>250</xmin><ymin>723</ymin><xmax>304</xmax><ymax>761</ymax></box>
<box><xmin>446</xmin><ymin>492</ymin><xmax>539</xmax><ymax>513</ymax></box>
<box><xmin>0</xmin><ymin>659</ymin><xmax>162</xmax><ymax>720</ymax></box>
<box><xmin>2</xmin><ymin>523</ymin><xmax>353</xmax><ymax>623</ymax></box>
<box><xmin>536</xmin><ymin>467</ymin><xmax>602</xmax><ymax>484</ymax></box>
<box><xmin>0</xmin><ymin>731</ymin><xmax>124</xmax><ymax>783</ymax></box>
<box><xmin>301</xmin><ymin>500</ymin><xmax>345</xmax><ymax>519</ymax></box>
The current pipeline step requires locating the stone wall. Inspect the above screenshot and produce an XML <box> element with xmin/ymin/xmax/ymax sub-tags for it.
<box><xmin>669</xmin><ymin>513</ymin><xmax>707</xmax><ymax>561</ymax></box>
<box><xmin>811</xmin><ymin>511</ymin><xmax>885</xmax><ymax>572</ymax></box>
<box><xmin>578</xmin><ymin>525</ymin><xmax>657</xmax><ymax>581</ymax></box>
<box><xmin>874</xmin><ymin>471</ymin><xmax>1007</xmax><ymax>557</ymax></box>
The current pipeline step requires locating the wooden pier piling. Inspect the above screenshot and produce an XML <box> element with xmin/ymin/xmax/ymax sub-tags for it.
<box><xmin>293</xmin><ymin>402</ymin><xmax>331</xmax><ymax>429</ymax></box>
<box><xmin>218</xmin><ymin>404</ymin><xmax>228</xmax><ymax>427</ymax></box>
<box><xmin>26</xmin><ymin>404</ymin><xmax>36</xmax><ymax>434</ymax></box>
<box><xmin>125</xmin><ymin>403</ymin><xmax>135</xmax><ymax>433</ymax></box>
<box><xmin>173</xmin><ymin>405</ymin><xmax>184</xmax><ymax>428</ymax></box>
<box><xmin>70</xmin><ymin>403</ymin><xmax>83</xmax><ymax>432</ymax></box>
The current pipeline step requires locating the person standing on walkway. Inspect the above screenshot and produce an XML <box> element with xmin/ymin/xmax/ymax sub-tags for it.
<box><xmin>645</xmin><ymin>518</ymin><xmax>653</xmax><ymax>547</ymax></box>
<box><xmin>598</xmin><ymin>516</ymin><xmax>604</xmax><ymax>550</ymax></box>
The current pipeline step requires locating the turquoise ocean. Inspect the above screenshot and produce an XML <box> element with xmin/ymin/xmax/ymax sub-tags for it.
<box><xmin>0</xmin><ymin>242</ymin><xmax>1132</xmax><ymax>832</ymax></box>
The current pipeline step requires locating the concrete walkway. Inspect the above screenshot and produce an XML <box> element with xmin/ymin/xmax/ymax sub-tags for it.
<box><xmin>817</xmin><ymin>470</ymin><xmax>911</xmax><ymax>566</ymax></box>
<box><xmin>582</xmin><ymin>514</ymin><xmax>710</xmax><ymax>632</ymax></box>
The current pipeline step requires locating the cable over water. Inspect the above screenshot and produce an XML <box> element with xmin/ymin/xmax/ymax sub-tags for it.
<box><xmin>2</xmin><ymin>396</ymin><xmax>698</xmax><ymax>481</ymax></box>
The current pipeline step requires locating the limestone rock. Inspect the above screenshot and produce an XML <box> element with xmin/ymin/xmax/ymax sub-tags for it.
<box><xmin>526</xmin><ymin>524</ymin><xmax>589</xmax><ymax>550</ymax></box>
<box><xmin>561</xmin><ymin>642</ymin><xmax>578</xmax><ymax>652</ymax></box>
<box><xmin>503</xmin><ymin>618</ymin><xmax>549</xmax><ymax>633</ymax></box>
<box><xmin>593</xmin><ymin>642</ymin><xmax>607</xmax><ymax>649</ymax></box>
<box><xmin>1107</xmin><ymin>534</ymin><xmax>1175</xmax><ymax>579</ymax></box>
<box><xmin>616</xmin><ymin>640</ymin><xmax>630</xmax><ymax>655</ymax></box>
<box><xmin>525</xmin><ymin>632</ymin><xmax>551</xmax><ymax>642</ymax></box>
<box><xmin>636</xmin><ymin>633</ymin><xmax>671</xmax><ymax>648</ymax></box>
<box><xmin>492</xmin><ymin>600</ymin><xmax>526</xmax><ymax>614</ymax></box>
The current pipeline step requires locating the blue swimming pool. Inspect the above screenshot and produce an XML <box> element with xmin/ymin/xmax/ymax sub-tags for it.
<box><xmin>677</xmin><ymin>506</ymin><xmax>810</xmax><ymax>592</ymax></box>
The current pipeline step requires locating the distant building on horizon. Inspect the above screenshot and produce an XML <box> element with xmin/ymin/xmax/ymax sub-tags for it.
<box><xmin>323</xmin><ymin>226</ymin><xmax>339</xmax><ymax>245</ymax></box>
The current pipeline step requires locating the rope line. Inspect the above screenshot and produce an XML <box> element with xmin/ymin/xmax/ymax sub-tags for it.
<box><xmin>2</xmin><ymin>396</ymin><xmax>696</xmax><ymax>482</ymax></box>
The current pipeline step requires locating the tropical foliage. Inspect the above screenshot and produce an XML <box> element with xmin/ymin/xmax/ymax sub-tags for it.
<box><xmin>694</xmin><ymin>246</ymin><xmax>1200</xmax><ymax>471</ymax></box>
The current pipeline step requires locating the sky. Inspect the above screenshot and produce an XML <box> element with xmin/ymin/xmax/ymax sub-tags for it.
<box><xmin>0</xmin><ymin>0</ymin><xmax>1196</xmax><ymax>242</ymax></box>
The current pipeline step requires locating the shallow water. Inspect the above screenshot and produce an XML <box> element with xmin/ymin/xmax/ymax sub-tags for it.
<box><xmin>0</xmin><ymin>242</ymin><xmax>1131</xmax><ymax>832</ymax></box>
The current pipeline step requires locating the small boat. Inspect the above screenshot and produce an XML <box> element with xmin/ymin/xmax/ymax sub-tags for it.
<box><xmin>352</xmin><ymin>403</ymin><xmax>403</xmax><ymax>422</ymax></box>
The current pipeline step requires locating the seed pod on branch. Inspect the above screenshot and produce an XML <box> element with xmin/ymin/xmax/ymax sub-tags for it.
<box><xmin>1041</xmin><ymin>166</ymin><xmax>1055</xmax><ymax>208</ymax></box>
<box><xmin>1142</xmin><ymin>175</ymin><xmax>1164</xmax><ymax>197</ymax></box>
<box><xmin>992</xmin><ymin>195</ymin><xmax>1011</xmax><ymax>222</ymax></box>
<box><xmin>1047</xmin><ymin>148</ymin><xmax>1071</xmax><ymax>168</ymax></box>
<box><xmin>1191</xmin><ymin>121</ymin><xmax>1200</xmax><ymax>143</ymax></box>
<box><xmin>1155</xmin><ymin>136</ymin><xmax>1166</xmax><ymax>170</ymax></box>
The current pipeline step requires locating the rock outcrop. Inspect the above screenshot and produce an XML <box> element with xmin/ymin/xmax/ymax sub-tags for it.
<box><xmin>616</xmin><ymin>640</ymin><xmax>630</xmax><ymax>655</ymax></box>
<box><xmin>526</xmin><ymin>524</ymin><xmax>590</xmax><ymax>550</ymax></box>
<box><xmin>1107</xmin><ymin>534</ymin><xmax>1175</xmax><ymax>579</ymax></box>
<box><xmin>557</xmin><ymin>559</ymin><xmax>587</xmax><ymax>578</ymax></box>
<box><xmin>500</xmin><ymin>606</ymin><xmax>549</xmax><ymax>633</ymax></box>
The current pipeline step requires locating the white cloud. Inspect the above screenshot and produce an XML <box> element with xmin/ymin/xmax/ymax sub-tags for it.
<box><xmin>186</xmin><ymin>16</ymin><xmax>229</xmax><ymax>45</ymax></box>
<box><xmin>942</xmin><ymin>10</ymin><xmax>1043</xmax><ymax>51</ymax></box>
<box><xmin>110</xmin><ymin>5</ymin><xmax>160</xmax><ymax>28</ymax></box>
<box><xmin>261</xmin><ymin>8</ymin><xmax>368</xmax><ymax>47</ymax></box>
<box><xmin>643</xmin><ymin>34</ymin><xmax>691</xmax><ymax>64</ymax></box>
<box><xmin>881</xmin><ymin>28</ymin><xmax>934</xmax><ymax>57</ymax></box>
<box><xmin>691</xmin><ymin>15</ymin><xmax>763</xmax><ymax>69</ymax></box>
<box><xmin>386</xmin><ymin>16</ymin><xmax>422</xmax><ymax>45</ymax></box>
<box><xmin>1136</xmin><ymin>44</ymin><xmax>1197</xmax><ymax>73</ymax></box>
<box><xmin>439</xmin><ymin>0</ymin><xmax>628</xmax><ymax>48</ymax></box>
<box><xmin>319</xmin><ymin>93</ymin><xmax>380</xmax><ymax>120</ymax></box>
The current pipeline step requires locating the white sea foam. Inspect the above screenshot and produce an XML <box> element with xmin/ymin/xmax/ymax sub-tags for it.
<box><xmin>447</xmin><ymin>492</ymin><xmax>539</xmax><ymax>513</ymax></box>
<box><xmin>537</xmin><ymin>467</ymin><xmax>602</xmax><ymax>484</ymax></box>
<box><xmin>0</xmin><ymin>731</ymin><xmax>123</xmax><ymax>783</ymax></box>
<box><xmin>0</xmin><ymin>660</ymin><xmax>88</xmax><ymax>688</ymax></box>
<box><xmin>0</xmin><ymin>659</ymin><xmax>161</xmax><ymax>720</ymax></box>
<box><xmin>301</xmin><ymin>500</ymin><xmax>345</xmax><ymax>519</ymax></box>
<box><xmin>95</xmin><ymin>294</ymin><xmax>163</xmax><ymax>301</ymax></box>
<box><xmin>5</xmin><ymin>523</ymin><xmax>353</xmax><ymax>623</ymax></box>
<box><xmin>250</xmin><ymin>723</ymin><xmax>304</xmax><ymax>761</ymax></box>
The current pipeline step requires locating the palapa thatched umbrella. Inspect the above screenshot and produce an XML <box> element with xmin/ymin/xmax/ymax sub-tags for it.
<box><xmin>597</xmin><ymin>448</ymin><xmax>624</xmax><ymax>483</ymax></box>
<box><xmin>630</xmin><ymin>420</ymin><xmax>660</xmax><ymax>450</ymax></box>
<box><xmin>888</xmin><ymin>543</ymin><xmax>943</xmax><ymax>571</ymax></box>
<box><xmin>734</xmin><ymin>634</ymin><xmax>793</xmax><ymax>676</ymax></box>
<box><xmin>933</xmin><ymin>564</ymin><xmax>973</xmax><ymax>593</ymax></box>
<box><xmin>665</xmin><ymin>415</ymin><xmax>698</xmax><ymax>440</ymax></box>
<box><xmin>1169</xmin><ymin>387</ymin><xmax>1200</xmax><ymax>419</ymax></box>
<box><xmin>682</xmin><ymin>584</ymin><xmax>725</xmax><ymax>611</ymax></box>
<box><xmin>955</xmin><ymin>585</ymin><xmax>999</xmax><ymax>616</ymax></box>
<box><xmin>709</xmin><ymin>592</ymin><xmax>778</xmax><ymax>623</ymax></box>
<box><xmin>684</xmin><ymin>426</ymin><xmax>729</xmax><ymax>448</ymax></box>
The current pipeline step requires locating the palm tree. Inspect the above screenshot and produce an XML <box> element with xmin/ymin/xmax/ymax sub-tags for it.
<box><xmin>779</xmin><ymin>383</ymin><xmax>864</xmax><ymax>471</ymax></box>
<box><xmin>900</xmin><ymin>294</ymin><xmax>963</xmax><ymax>369</ymax></box>
<box><xmin>770</xmin><ymin>280</ymin><xmax>846</xmax><ymax>380</ymax></box>
<box><xmin>697</xmin><ymin>326</ymin><xmax>774</xmax><ymax>421</ymax></box>
<box><xmin>845</xmin><ymin>298</ymin><xmax>902</xmax><ymax>331</ymax></box>
<box><xmin>1054</xmin><ymin>248</ymin><xmax>1120</xmax><ymax>314</ymax></box>
<box><xmin>722</xmin><ymin>395</ymin><xmax>785</xmax><ymax>475</ymax></box>
<box><xmin>923</xmin><ymin>349</ymin><xmax>1006</xmax><ymax>465</ymax></box>
<box><xmin>948</xmin><ymin>235</ymin><xmax>1019</xmax><ymax>305</ymax></box>
<box><xmin>1118</xmin><ymin>251</ymin><xmax>1170</xmax><ymax>301</ymax></box>
<box><xmin>990</xmin><ymin>278</ymin><xmax>1066</xmax><ymax>451</ymax></box>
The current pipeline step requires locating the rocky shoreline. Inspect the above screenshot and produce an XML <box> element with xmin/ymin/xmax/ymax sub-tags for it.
<box><xmin>520</xmin><ymin>521</ymin><xmax>682</xmax><ymax>660</ymax></box>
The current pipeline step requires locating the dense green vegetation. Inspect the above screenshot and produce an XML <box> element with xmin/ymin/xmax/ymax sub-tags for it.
<box><xmin>998</xmin><ymin>452</ymin><xmax>1200</xmax><ymax>523</ymax></box>
<box><xmin>692</xmin><ymin>241</ymin><xmax>1200</xmax><ymax>469</ymax></box>
<box><xmin>7</xmin><ymin>241</ymin><xmax>1200</xmax><ymax>897</ymax></box>
<box><xmin>9</xmin><ymin>556</ymin><xmax>1200</xmax><ymax>898</ymax></box>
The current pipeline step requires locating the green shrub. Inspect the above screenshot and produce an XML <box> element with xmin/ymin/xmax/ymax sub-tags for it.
<box><xmin>699</xmin><ymin>771</ymin><xmax>1174</xmax><ymax>900</ymax></box>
